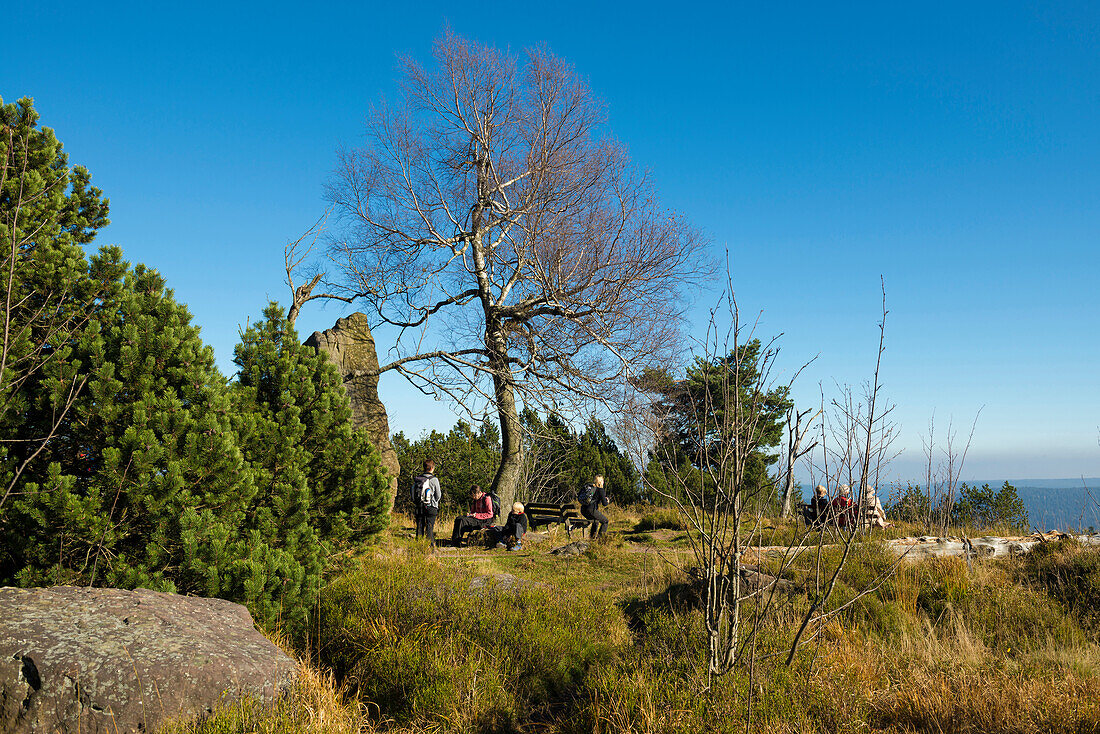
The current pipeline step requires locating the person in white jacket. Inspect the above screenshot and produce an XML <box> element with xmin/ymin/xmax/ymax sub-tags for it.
<box><xmin>861</xmin><ymin>484</ymin><xmax>892</xmax><ymax>529</ymax></box>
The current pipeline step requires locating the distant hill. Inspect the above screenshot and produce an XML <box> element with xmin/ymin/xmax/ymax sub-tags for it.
<box><xmin>999</xmin><ymin>481</ymin><xmax>1100</xmax><ymax>532</ymax></box>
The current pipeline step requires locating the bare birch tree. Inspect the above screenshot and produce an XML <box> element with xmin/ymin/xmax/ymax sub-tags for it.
<box><xmin>323</xmin><ymin>32</ymin><xmax>706</xmax><ymax>506</ymax></box>
<box><xmin>779</xmin><ymin>406</ymin><xmax>820</xmax><ymax>518</ymax></box>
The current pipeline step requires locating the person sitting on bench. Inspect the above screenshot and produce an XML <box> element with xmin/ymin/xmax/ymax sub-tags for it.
<box><xmin>451</xmin><ymin>485</ymin><xmax>495</xmax><ymax>547</ymax></box>
<box><xmin>832</xmin><ymin>485</ymin><xmax>855</xmax><ymax>528</ymax></box>
<box><xmin>860</xmin><ymin>484</ymin><xmax>893</xmax><ymax>529</ymax></box>
<box><xmin>804</xmin><ymin>484</ymin><xmax>831</xmax><ymax>527</ymax></box>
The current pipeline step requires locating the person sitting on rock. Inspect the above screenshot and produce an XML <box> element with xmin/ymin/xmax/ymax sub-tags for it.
<box><xmin>804</xmin><ymin>484</ymin><xmax>831</xmax><ymax>527</ymax></box>
<box><xmin>831</xmin><ymin>484</ymin><xmax>855</xmax><ymax>528</ymax></box>
<box><xmin>451</xmin><ymin>485</ymin><xmax>495</xmax><ymax>547</ymax></box>
<box><xmin>496</xmin><ymin>502</ymin><xmax>528</xmax><ymax>551</ymax></box>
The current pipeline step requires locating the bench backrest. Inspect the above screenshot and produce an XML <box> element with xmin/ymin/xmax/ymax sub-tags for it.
<box><xmin>525</xmin><ymin>502</ymin><xmax>586</xmax><ymax>525</ymax></box>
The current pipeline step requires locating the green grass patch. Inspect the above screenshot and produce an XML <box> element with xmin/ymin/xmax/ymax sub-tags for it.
<box><xmin>312</xmin><ymin>554</ymin><xmax>628</xmax><ymax>729</ymax></box>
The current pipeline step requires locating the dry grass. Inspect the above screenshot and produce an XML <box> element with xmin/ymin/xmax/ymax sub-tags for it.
<box><xmin>165</xmin><ymin>512</ymin><xmax>1100</xmax><ymax>734</ymax></box>
<box><xmin>870</xmin><ymin>669</ymin><xmax>1100</xmax><ymax>733</ymax></box>
<box><xmin>157</xmin><ymin>662</ymin><xmax>378</xmax><ymax>734</ymax></box>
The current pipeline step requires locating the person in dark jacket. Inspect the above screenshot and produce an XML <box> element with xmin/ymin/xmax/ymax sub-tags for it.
<box><xmin>451</xmin><ymin>485</ymin><xmax>495</xmax><ymax>546</ymax></box>
<box><xmin>581</xmin><ymin>474</ymin><xmax>610</xmax><ymax>539</ymax></box>
<box><xmin>804</xmin><ymin>484</ymin><xmax>831</xmax><ymax>527</ymax></box>
<box><xmin>412</xmin><ymin>459</ymin><xmax>442</xmax><ymax>543</ymax></box>
<box><xmin>496</xmin><ymin>502</ymin><xmax>528</xmax><ymax>551</ymax></box>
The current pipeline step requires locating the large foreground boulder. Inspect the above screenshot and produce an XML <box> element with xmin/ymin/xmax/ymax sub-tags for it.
<box><xmin>305</xmin><ymin>313</ymin><xmax>401</xmax><ymax>505</ymax></box>
<box><xmin>0</xmin><ymin>586</ymin><xmax>297</xmax><ymax>734</ymax></box>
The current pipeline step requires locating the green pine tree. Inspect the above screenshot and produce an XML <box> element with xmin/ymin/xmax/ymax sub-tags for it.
<box><xmin>0</xmin><ymin>96</ymin><xmax>109</xmax><ymax>517</ymax></box>
<box><xmin>2</xmin><ymin>102</ymin><xmax>385</xmax><ymax>632</ymax></box>
<box><xmin>234</xmin><ymin>305</ymin><xmax>389</xmax><ymax>523</ymax></box>
<box><xmin>7</xmin><ymin>249</ymin><xmax>254</xmax><ymax>597</ymax></box>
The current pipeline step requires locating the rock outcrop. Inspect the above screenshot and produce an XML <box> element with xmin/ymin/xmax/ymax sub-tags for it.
<box><xmin>0</xmin><ymin>586</ymin><xmax>297</xmax><ymax>734</ymax></box>
<box><xmin>888</xmin><ymin>531</ymin><xmax>1100</xmax><ymax>561</ymax></box>
<box><xmin>305</xmin><ymin>313</ymin><xmax>400</xmax><ymax>504</ymax></box>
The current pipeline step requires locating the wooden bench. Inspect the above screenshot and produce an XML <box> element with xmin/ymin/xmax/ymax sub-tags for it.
<box><xmin>524</xmin><ymin>502</ymin><xmax>591</xmax><ymax>538</ymax></box>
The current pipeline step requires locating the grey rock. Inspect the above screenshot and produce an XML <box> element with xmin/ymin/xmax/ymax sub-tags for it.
<box><xmin>305</xmin><ymin>313</ymin><xmax>400</xmax><ymax>507</ymax></box>
<box><xmin>550</xmin><ymin>541</ymin><xmax>590</xmax><ymax>556</ymax></box>
<box><xmin>0</xmin><ymin>586</ymin><xmax>297</xmax><ymax>734</ymax></box>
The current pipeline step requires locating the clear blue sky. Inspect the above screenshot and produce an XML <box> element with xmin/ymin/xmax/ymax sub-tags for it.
<box><xmin>4</xmin><ymin>1</ymin><xmax>1097</xmax><ymax>481</ymax></box>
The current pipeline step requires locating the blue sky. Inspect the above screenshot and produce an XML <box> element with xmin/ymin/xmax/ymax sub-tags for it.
<box><xmin>4</xmin><ymin>1</ymin><xmax>1097</xmax><ymax>481</ymax></box>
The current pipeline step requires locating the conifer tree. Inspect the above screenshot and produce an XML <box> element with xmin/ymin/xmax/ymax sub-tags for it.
<box><xmin>233</xmin><ymin>303</ymin><xmax>389</xmax><ymax>545</ymax></box>
<box><xmin>1</xmin><ymin>100</ymin><xmax>384</xmax><ymax>632</ymax></box>
<box><xmin>6</xmin><ymin>249</ymin><xmax>254</xmax><ymax>597</ymax></box>
<box><xmin>1</xmin><ymin>96</ymin><xmax>109</xmax><ymax>513</ymax></box>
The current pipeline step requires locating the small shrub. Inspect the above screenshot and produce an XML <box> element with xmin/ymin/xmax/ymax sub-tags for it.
<box><xmin>911</xmin><ymin>557</ymin><xmax>972</xmax><ymax>620</ymax></box>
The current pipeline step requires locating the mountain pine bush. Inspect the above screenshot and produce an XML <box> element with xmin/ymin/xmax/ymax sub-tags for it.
<box><xmin>1</xmin><ymin>99</ymin><xmax>389</xmax><ymax>630</ymax></box>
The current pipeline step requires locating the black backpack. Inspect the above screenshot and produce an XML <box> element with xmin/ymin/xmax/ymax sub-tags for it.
<box><xmin>578</xmin><ymin>483</ymin><xmax>596</xmax><ymax>508</ymax></box>
<box><xmin>486</xmin><ymin>491</ymin><xmax>502</xmax><ymax>521</ymax></box>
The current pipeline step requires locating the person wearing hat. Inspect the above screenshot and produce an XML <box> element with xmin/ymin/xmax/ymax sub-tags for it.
<box><xmin>805</xmin><ymin>484</ymin><xmax>831</xmax><ymax>527</ymax></box>
<box><xmin>831</xmin><ymin>484</ymin><xmax>855</xmax><ymax>528</ymax></box>
<box><xmin>496</xmin><ymin>502</ymin><xmax>528</xmax><ymax>551</ymax></box>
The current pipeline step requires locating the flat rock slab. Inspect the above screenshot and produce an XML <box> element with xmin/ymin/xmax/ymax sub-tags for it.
<box><xmin>550</xmin><ymin>541</ymin><xmax>590</xmax><ymax>556</ymax></box>
<box><xmin>0</xmin><ymin>586</ymin><xmax>297</xmax><ymax>734</ymax></box>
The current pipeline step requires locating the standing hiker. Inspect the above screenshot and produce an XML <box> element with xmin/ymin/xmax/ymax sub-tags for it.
<box><xmin>413</xmin><ymin>459</ymin><xmax>442</xmax><ymax>544</ymax></box>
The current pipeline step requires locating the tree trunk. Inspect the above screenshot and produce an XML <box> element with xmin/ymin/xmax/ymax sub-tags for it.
<box><xmin>487</xmin><ymin>328</ymin><xmax>524</xmax><ymax>511</ymax></box>
<box><xmin>780</xmin><ymin>473</ymin><xmax>797</xmax><ymax>518</ymax></box>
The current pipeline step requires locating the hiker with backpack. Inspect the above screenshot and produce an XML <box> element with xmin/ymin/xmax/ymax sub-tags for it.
<box><xmin>579</xmin><ymin>474</ymin><xmax>610</xmax><ymax>539</ymax></box>
<box><xmin>451</xmin><ymin>484</ymin><xmax>496</xmax><ymax>547</ymax></box>
<box><xmin>412</xmin><ymin>459</ymin><xmax>442</xmax><ymax>543</ymax></box>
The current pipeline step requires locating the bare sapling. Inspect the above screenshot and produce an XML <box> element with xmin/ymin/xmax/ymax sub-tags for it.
<box><xmin>639</xmin><ymin>292</ymin><xmax>783</xmax><ymax>681</ymax></box>
<box><xmin>779</xmin><ymin>405</ymin><xmax>821</xmax><ymax>518</ymax></box>
<box><xmin>784</xmin><ymin>279</ymin><xmax>905</xmax><ymax>666</ymax></box>
<box><xmin>918</xmin><ymin>408</ymin><xmax>982</xmax><ymax>534</ymax></box>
